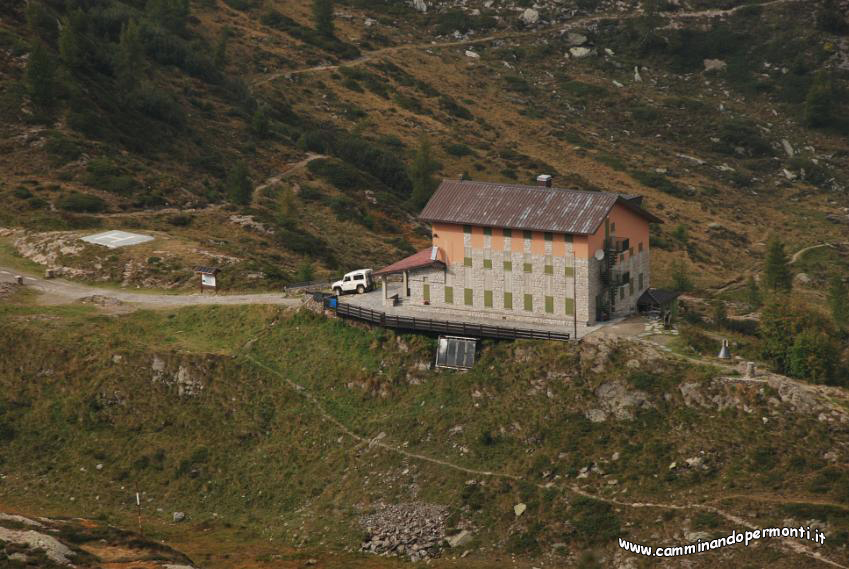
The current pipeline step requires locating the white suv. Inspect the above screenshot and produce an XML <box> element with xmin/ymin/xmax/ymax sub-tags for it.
<box><xmin>332</xmin><ymin>269</ymin><xmax>374</xmax><ymax>295</ymax></box>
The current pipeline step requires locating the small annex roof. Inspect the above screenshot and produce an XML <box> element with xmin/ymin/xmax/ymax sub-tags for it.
<box><xmin>374</xmin><ymin>246</ymin><xmax>445</xmax><ymax>277</ymax></box>
<box><xmin>637</xmin><ymin>288</ymin><xmax>680</xmax><ymax>307</ymax></box>
<box><xmin>193</xmin><ymin>266</ymin><xmax>221</xmax><ymax>274</ymax></box>
<box><xmin>419</xmin><ymin>179</ymin><xmax>661</xmax><ymax>235</ymax></box>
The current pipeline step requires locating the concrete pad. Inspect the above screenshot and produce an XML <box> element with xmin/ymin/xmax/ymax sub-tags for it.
<box><xmin>81</xmin><ymin>230</ymin><xmax>154</xmax><ymax>249</ymax></box>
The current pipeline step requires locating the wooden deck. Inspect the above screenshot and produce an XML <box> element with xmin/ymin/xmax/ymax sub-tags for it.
<box><xmin>331</xmin><ymin>298</ymin><xmax>571</xmax><ymax>341</ymax></box>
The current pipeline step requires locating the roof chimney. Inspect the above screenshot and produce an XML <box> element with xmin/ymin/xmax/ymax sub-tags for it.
<box><xmin>536</xmin><ymin>174</ymin><xmax>552</xmax><ymax>188</ymax></box>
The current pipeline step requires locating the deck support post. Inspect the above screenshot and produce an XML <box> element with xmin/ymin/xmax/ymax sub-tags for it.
<box><xmin>381</xmin><ymin>276</ymin><xmax>389</xmax><ymax>306</ymax></box>
<box><xmin>403</xmin><ymin>270</ymin><xmax>409</xmax><ymax>297</ymax></box>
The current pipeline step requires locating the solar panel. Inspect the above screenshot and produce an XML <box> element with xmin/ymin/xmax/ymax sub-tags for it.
<box><xmin>435</xmin><ymin>336</ymin><xmax>477</xmax><ymax>369</ymax></box>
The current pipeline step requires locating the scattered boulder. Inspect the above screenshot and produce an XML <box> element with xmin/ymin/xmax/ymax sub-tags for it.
<box><xmin>566</xmin><ymin>32</ymin><xmax>588</xmax><ymax>46</ymax></box>
<box><xmin>173</xmin><ymin>511</ymin><xmax>186</xmax><ymax>523</ymax></box>
<box><xmin>446</xmin><ymin>529</ymin><xmax>474</xmax><ymax>548</ymax></box>
<box><xmin>781</xmin><ymin>139</ymin><xmax>795</xmax><ymax>157</ymax></box>
<box><xmin>411</xmin><ymin>0</ymin><xmax>427</xmax><ymax>13</ymax></box>
<box><xmin>569</xmin><ymin>46</ymin><xmax>593</xmax><ymax>58</ymax></box>
<box><xmin>514</xmin><ymin>503</ymin><xmax>527</xmax><ymax>517</ymax></box>
<box><xmin>703</xmin><ymin>59</ymin><xmax>727</xmax><ymax>72</ymax></box>
<box><xmin>465</xmin><ymin>50</ymin><xmax>480</xmax><ymax>59</ymax></box>
<box><xmin>520</xmin><ymin>8</ymin><xmax>539</xmax><ymax>25</ymax></box>
<box><xmin>793</xmin><ymin>273</ymin><xmax>812</xmax><ymax>286</ymax></box>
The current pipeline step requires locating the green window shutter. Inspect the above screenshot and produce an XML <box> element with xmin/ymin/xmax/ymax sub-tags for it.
<box><xmin>544</xmin><ymin>264</ymin><xmax>553</xmax><ymax>275</ymax></box>
<box><xmin>464</xmin><ymin>257</ymin><xmax>472</xmax><ymax>267</ymax></box>
<box><xmin>564</xmin><ymin>266</ymin><xmax>575</xmax><ymax>278</ymax></box>
<box><xmin>523</xmin><ymin>230</ymin><xmax>533</xmax><ymax>240</ymax></box>
<box><xmin>504</xmin><ymin>292</ymin><xmax>513</xmax><ymax>310</ymax></box>
<box><xmin>545</xmin><ymin>296</ymin><xmax>554</xmax><ymax>313</ymax></box>
<box><xmin>463</xmin><ymin>225</ymin><xmax>472</xmax><ymax>235</ymax></box>
<box><xmin>565</xmin><ymin>297</ymin><xmax>575</xmax><ymax>316</ymax></box>
<box><xmin>523</xmin><ymin>262</ymin><xmax>533</xmax><ymax>273</ymax></box>
<box><xmin>524</xmin><ymin>294</ymin><xmax>533</xmax><ymax>312</ymax></box>
<box><xmin>484</xmin><ymin>290</ymin><xmax>493</xmax><ymax>308</ymax></box>
<box><xmin>639</xmin><ymin>242</ymin><xmax>644</xmax><ymax>252</ymax></box>
<box><xmin>483</xmin><ymin>258</ymin><xmax>492</xmax><ymax>269</ymax></box>
<box><xmin>445</xmin><ymin>286</ymin><xmax>453</xmax><ymax>304</ymax></box>
<box><xmin>629</xmin><ymin>280</ymin><xmax>634</xmax><ymax>295</ymax></box>
<box><xmin>484</xmin><ymin>227</ymin><xmax>492</xmax><ymax>237</ymax></box>
<box><xmin>639</xmin><ymin>273</ymin><xmax>644</xmax><ymax>289</ymax></box>
<box><xmin>620</xmin><ymin>286</ymin><xmax>625</xmax><ymax>300</ymax></box>
<box><xmin>565</xmin><ymin>234</ymin><xmax>573</xmax><ymax>244</ymax></box>
<box><xmin>503</xmin><ymin>260</ymin><xmax>512</xmax><ymax>271</ymax></box>
<box><xmin>423</xmin><ymin>284</ymin><xmax>430</xmax><ymax>302</ymax></box>
<box><xmin>503</xmin><ymin>228</ymin><xmax>512</xmax><ymax>238</ymax></box>
<box><xmin>544</xmin><ymin>232</ymin><xmax>553</xmax><ymax>242</ymax></box>
<box><xmin>464</xmin><ymin>288</ymin><xmax>473</xmax><ymax>306</ymax></box>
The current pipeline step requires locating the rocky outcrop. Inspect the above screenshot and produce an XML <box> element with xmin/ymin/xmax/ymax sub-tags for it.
<box><xmin>587</xmin><ymin>381</ymin><xmax>653</xmax><ymax>422</ymax></box>
<box><xmin>359</xmin><ymin>502</ymin><xmax>457</xmax><ymax>561</ymax></box>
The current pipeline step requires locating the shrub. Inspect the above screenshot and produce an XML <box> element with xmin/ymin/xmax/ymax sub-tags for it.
<box><xmin>85</xmin><ymin>158</ymin><xmax>139</xmax><ymax>195</ymax></box>
<box><xmin>58</xmin><ymin>192</ymin><xmax>106</xmax><ymax>213</ymax></box>
<box><xmin>632</xmin><ymin>170</ymin><xmax>684</xmax><ymax>197</ymax></box>
<box><xmin>13</xmin><ymin>187</ymin><xmax>33</xmax><ymax>199</ymax></box>
<box><xmin>438</xmin><ymin>96</ymin><xmax>472</xmax><ymax>119</ymax></box>
<box><xmin>444</xmin><ymin>143</ymin><xmax>474</xmax><ymax>157</ymax></box>
<box><xmin>131</xmin><ymin>83</ymin><xmax>186</xmax><ymax>128</ymax></box>
<box><xmin>307</xmin><ymin>158</ymin><xmax>364</xmax><ymax>190</ymax></box>
<box><xmin>570</xmin><ymin>497</ymin><xmax>620</xmax><ymax>544</ymax></box>
<box><xmin>168</xmin><ymin>215</ymin><xmax>192</xmax><ymax>226</ymax></box>
<box><xmin>715</xmin><ymin>119</ymin><xmax>772</xmax><ymax>157</ymax></box>
<box><xmin>45</xmin><ymin>134</ymin><xmax>83</xmax><ymax>165</ymax></box>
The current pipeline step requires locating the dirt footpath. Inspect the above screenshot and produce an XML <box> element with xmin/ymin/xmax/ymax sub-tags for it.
<box><xmin>0</xmin><ymin>266</ymin><xmax>302</xmax><ymax>310</ymax></box>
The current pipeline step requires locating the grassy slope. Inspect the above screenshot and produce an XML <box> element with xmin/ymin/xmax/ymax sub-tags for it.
<box><xmin>1</xmin><ymin>295</ymin><xmax>847</xmax><ymax>567</ymax></box>
<box><xmin>1</xmin><ymin>0</ymin><xmax>847</xmax><ymax>298</ymax></box>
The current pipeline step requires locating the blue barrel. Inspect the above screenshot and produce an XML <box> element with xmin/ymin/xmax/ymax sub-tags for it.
<box><xmin>328</xmin><ymin>297</ymin><xmax>337</xmax><ymax>309</ymax></box>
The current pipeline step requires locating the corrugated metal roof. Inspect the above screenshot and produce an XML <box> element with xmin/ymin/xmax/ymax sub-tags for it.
<box><xmin>419</xmin><ymin>180</ymin><xmax>660</xmax><ymax>235</ymax></box>
<box><xmin>374</xmin><ymin>247</ymin><xmax>445</xmax><ymax>276</ymax></box>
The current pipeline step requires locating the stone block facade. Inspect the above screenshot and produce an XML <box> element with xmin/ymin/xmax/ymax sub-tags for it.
<box><xmin>405</xmin><ymin>228</ymin><xmax>651</xmax><ymax>338</ymax></box>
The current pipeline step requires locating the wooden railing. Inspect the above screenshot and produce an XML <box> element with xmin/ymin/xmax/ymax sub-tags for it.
<box><xmin>333</xmin><ymin>301</ymin><xmax>570</xmax><ymax>341</ymax></box>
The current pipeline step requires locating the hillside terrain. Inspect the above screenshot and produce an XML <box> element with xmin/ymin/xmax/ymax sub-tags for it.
<box><xmin>2</xmin><ymin>0</ymin><xmax>849</xmax><ymax>567</ymax></box>
<box><xmin>0</xmin><ymin>293</ymin><xmax>848</xmax><ymax>568</ymax></box>
<box><xmin>1</xmin><ymin>0</ymin><xmax>848</xmax><ymax>291</ymax></box>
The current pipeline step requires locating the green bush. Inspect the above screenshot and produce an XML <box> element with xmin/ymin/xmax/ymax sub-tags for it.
<box><xmin>444</xmin><ymin>143</ymin><xmax>474</xmax><ymax>157</ymax></box>
<box><xmin>45</xmin><ymin>134</ymin><xmax>83</xmax><ymax>165</ymax></box>
<box><xmin>438</xmin><ymin>96</ymin><xmax>472</xmax><ymax>119</ymax></box>
<box><xmin>307</xmin><ymin>158</ymin><xmax>365</xmax><ymax>190</ymax></box>
<box><xmin>58</xmin><ymin>192</ymin><xmax>107</xmax><ymax>213</ymax></box>
<box><xmin>632</xmin><ymin>171</ymin><xmax>684</xmax><ymax>197</ymax></box>
<box><xmin>434</xmin><ymin>10</ymin><xmax>496</xmax><ymax>35</ymax></box>
<box><xmin>13</xmin><ymin>187</ymin><xmax>33</xmax><ymax>199</ymax></box>
<box><xmin>570</xmin><ymin>497</ymin><xmax>621</xmax><ymax>544</ymax></box>
<box><xmin>85</xmin><ymin>158</ymin><xmax>139</xmax><ymax>195</ymax></box>
<box><xmin>715</xmin><ymin>119</ymin><xmax>772</xmax><ymax>157</ymax></box>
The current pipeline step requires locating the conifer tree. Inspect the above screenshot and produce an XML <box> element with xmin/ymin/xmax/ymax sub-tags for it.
<box><xmin>59</xmin><ymin>10</ymin><xmax>86</xmax><ymax>70</ymax></box>
<box><xmin>746</xmin><ymin>275</ymin><xmax>762</xmax><ymax>309</ymax></box>
<box><xmin>225</xmin><ymin>162</ymin><xmax>253</xmax><ymax>205</ymax></box>
<box><xmin>763</xmin><ymin>237</ymin><xmax>792</xmax><ymax>293</ymax></box>
<box><xmin>804</xmin><ymin>72</ymin><xmax>834</xmax><ymax>128</ymax></box>
<box><xmin>408</xmin><ymin>136</ymin><xmax>439</xmax><ymax>209</ymax></box>
<box><xmin>26</xmin><ymin>42</ymin><xmax>55</xmax><ymax>110</ymax></box>
<box><xmin>829</xmin><ymin>276</ymin><xmax>849</xmax><ymax>330</ymax></box>
<box><xmin>313</xmin><ymin>0</ymin><xmax>334</xmax><ymax>38</ymax></box>
<box><xmin>116</xmin><ymin>20</ymin><xmax>145</xmax><ymax>95</ymax></box>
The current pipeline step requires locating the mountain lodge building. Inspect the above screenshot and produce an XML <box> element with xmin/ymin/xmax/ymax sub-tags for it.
<box><xmin>373</xmin><ymin>177</ymin><xmax>662</xmax><ymax>338</ymax></box>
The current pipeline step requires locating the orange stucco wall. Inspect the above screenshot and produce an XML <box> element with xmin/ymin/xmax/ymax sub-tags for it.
<box><xmin>431</xmin><ymin>223</ymin><xmax>465</xmax><ymax>265</ymax></box>
<box><xmin>431</xmin><ymin>206</ymin><xmax>649</xmax><ymax>263</ymax></box>
<box><xmin>587</xmin><ymin>203</ymin><xmax>651</xmax><ymax>260</ymax></box>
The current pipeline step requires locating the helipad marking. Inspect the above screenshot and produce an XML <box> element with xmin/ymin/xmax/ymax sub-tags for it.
<box><xmin>80</xmin><ymin>230</ymin><xmax>154</xmax><ymax>249</ymax></box>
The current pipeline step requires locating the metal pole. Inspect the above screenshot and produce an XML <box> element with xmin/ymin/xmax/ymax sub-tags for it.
<box><xmin>136</xmin><ymin>492</ymin><xmax>143</xmax><ymax>536</ymax></box>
